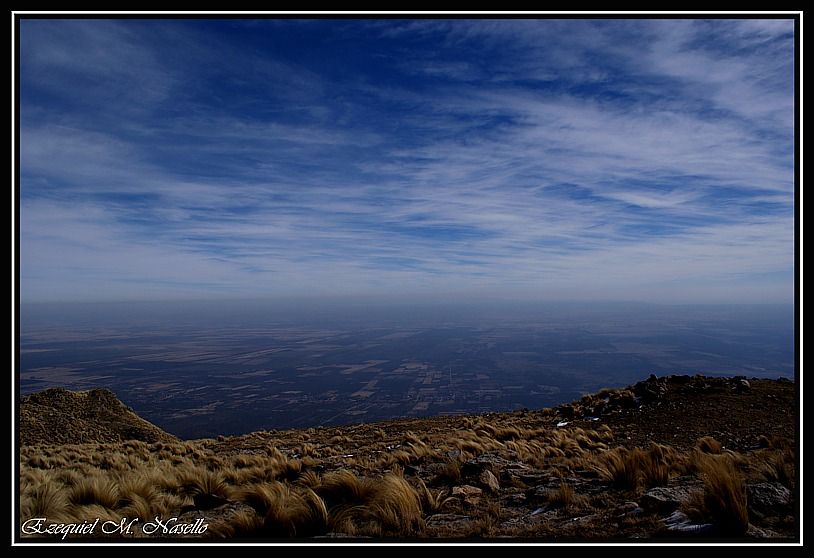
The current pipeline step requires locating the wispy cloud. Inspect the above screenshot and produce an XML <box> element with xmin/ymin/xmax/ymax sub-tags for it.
<box><xmin>19</xmin><ymin>18</ymin><xmax>795</xmax><ymax>303</ymax></box>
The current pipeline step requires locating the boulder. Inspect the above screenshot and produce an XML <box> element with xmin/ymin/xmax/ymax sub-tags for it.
<box><xmin>452</xmin><ymin>485</ymin><xmax>483</xmax><ymax>497</ymax></box>
<box><xmin>640</xmin><ymin>486</ymin><xmax>694</xmax><ymax>513</ymax></box>
<box><xmin>746</xmin><ymin>482</ymin><xmax>792</xmax><ymax>518</ymax></box>
<box><xmin>663</xmin><ymin>510</ymin><xmax>716</xmax><ymax>536</ymax></box>
<box><xmin>734</xmin><ymin>378</ymin><xmax>751</xmax><ymax>392</ymax></box>
<box><xmin>479</xmin><ymin>469</ymin><xmax>500</xmax><ymax>493</ymax></box>
<box><xmin>452</xmin><ymin>484</ymin><xmax>483</xmax><ymax>506</ymax></box>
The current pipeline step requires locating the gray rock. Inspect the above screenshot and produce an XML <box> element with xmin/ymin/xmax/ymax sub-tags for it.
<box><xmin>615</xmin><ymin>501</ymin><xmax>640</xmax><ymax>516</ymax></box>
<box><xmin>452</xmin><ymin>485</ymin><xmax>483</xmax><ymax>497</ymax></box>
<box><xmin>663</xmin><ymin>511</ymin><xmax>716</xmax><ymax>535</ymax></box>
<box><xmin>479</xmin><ymin>469</ymin><xmax>500</xmax><ymax>493</ymax></box>
<box><xmin>461</xmin><ymin>452</ymin><xmax>511</xmax><ymax>477</ymax></box>
<box><xmin>422</xmin><ymin>462</ymin><xmax>449</xmax><ymax>477</ymax></box>
<box><xmin>640</xmin><ymin>486</ymin><xmax>694</xmax><ymax>513</ymax></box>
<box><xmin>747</xmin><ymin>482</ymin><xmax>792</xmax><ymax>517</ymax></box>
<box><xmin>746</xmin><ymin>524</ymin><xmax>782</xmax><ymax>539</ymax></box>
<box><xmin>426</xmin><ymin>513</ymin><xmax>471</xmax><ymax>529</ymax></box>
<box><xmin>503</xmin><ymin>492</ymin><xmax>526</xmax><ymax>507</ymax></box>
<box><xmin>633</xmin><ymin>375</ymin><xmax>668</xmax><ymax>401</ymax></box>
<box><xmin>515</xmin><ymin>472</ymin><xmax>549</xmax><ymax>486</ymax></box>
<box><xmin>452</xmin><ymin>484</ymin><xmax>483</xmax><ymax>505</ymax></box>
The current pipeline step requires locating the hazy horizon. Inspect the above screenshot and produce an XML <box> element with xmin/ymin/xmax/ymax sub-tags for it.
<box><xmin>19</xmin><ymin>298</ymin><xmax>796</xmax><ymax>327</ymax></box>
<box><xmin>20</xmin><ymin>300</ymin><xmax>794</xmax><ymax>436</ymax></box>
<box><xmin>19</xmin><ymin>19</ymin><xmax>795</xmax><ymax>305</ymax></box>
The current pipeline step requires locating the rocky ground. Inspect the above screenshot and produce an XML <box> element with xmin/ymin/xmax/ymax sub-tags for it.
<box><xmin>19</xmin><ymin>374</ymin><xmax>798</xmax><ymax>542</ymax></box>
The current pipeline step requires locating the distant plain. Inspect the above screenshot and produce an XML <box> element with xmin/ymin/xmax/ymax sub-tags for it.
<box><xmin>19</xmin><ymin>301</ymin><xmax>794</xmax><ymax>438</ymax></box>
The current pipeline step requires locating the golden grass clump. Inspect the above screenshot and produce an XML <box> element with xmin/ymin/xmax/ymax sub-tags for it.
<box><xmin>546</xmin><ymin>481</ymin><xmax>576</xmax><ymax>510</ymax></box>
<box><xmin>176</xmin><ymin>467</ymin><xmax>231</xmax><ymax>507</ymax></box>
<box><xmin>414</xmin><ymin>478</ymin><xmax>451</xmax><ymax>514</ymax></box>
<box><xmin>312</xmin><ymin>470</ymin><xmax>423</xmax><ymax>536</ymax></box>
<box><xmin>593</xmin><ymin>447</ymin><xmax>644</xmax><ymax>490</ymax></box>
<box><xmin>208</xmin><ymin>508</ymin><xmax>263</xmax><ymax>538</ymax></box>
<box><xmin>68</xmin><ymin>477</ymin><xmax>120</xmax><ymax>509</ymax></box>
<box><xmin>696</xmin><ymin>436</ymin><xmax>723</xmax><ymax>454</ymax></box>
<box><xmin>592</xmin><ymin>443</ymin><xmax>686</xmax><ymax>490</ymax></box>
<box><xmin>21</xmin><ymin>481</ymin><xmax>69</xmax><ymax>520</ymax></box>
<box><xmin>431</xmin><ymin>459</ymin><xmax>461</xmax><ymax>486</ymax></box>
<box><xmin>239</xmin><ymin>482</ymin><xmax>328</xmax><ymax>537</ymax></box>
<box><xmin>640</xmin><ymin>444</ymin><xmax>676</xmax><ymax>488</ymax></box>
<box><xmin>690</xmin><ymin>454</ymin><xmax>749</xmax><ymax>536</ymax></box>
<box><xmin>758</xmin><ymin>448</ymin><xmax>795</xmax><ymax>489</ymax></box>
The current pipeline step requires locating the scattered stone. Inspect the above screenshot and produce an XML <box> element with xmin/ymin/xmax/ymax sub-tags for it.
<box><xmin>633</xmin><ymin>375</ymin><xmax>668</xmax><ymax>402</ymax></box>
<box><xmin>461</xmin><ymin>452</ymin><xmax>509</xmax><ymax>477</ymax></box>
<box><xmin>479</xmin><ymin>469</ymin><xmax>500</xmax><ymax>493</ymax></box>
<box><xmin>422</xmin><ymin>462</ymin><xmax>449</xmax><ymax>477</ymax></box>
<box><xmin>615</xmin><ymin>501</ymin><xmax>640</xmax><ymax>516</ymax></box>
<box><xmin>452</xmin><ymin>484</ymin><xmax>483</xmax><ymax>505</ymax></box>
<box><xmin>516</xmin><ymin>472</ymin><xmax>549</xmax><ymax>486</ymax></box>
<box><xmin>524</xmin><ymin>486</ymin><xmax>549</xmax><ymax>505</ymax></box>
<box><xmin>735</xmin><ymin>378</ymin><xmax>751</xmax><ymax>392</ymax></box>
<box><xmin>558</xmin><ymin>405</ymin><xmax>575</xmax><ymax>419</ymax></box>
<box><xmin>452</xmin><ymin>485</ymin><xmax>482</xmax><ymax>496</ymax></box>
<box><xmin>641</xmin><ymin>486</ymin><xmax>694</xmax><ymax>513</ymax></box>
<box><xmin>746</xmin><ymin>483</ymin><xmax>792</xmax><ymax>518</ymax></box>
<box><xmin>426</xmin><ymin>514</ymin><xmax>472</xmax><ymax>529</ymax></box>
<box><xmin>746</xmin><ymin>524</ymin><xmax>781</xmax><ymax>539</ymax></box>
<box><xmin>503</xmin><ymin>493</ymin><xmax>527</xmax><ymax>507</ymax></box>
<box><xmin>663</xmin><ymin>510</ymin><xmax>716</xmax><ymax>536</ymax></box>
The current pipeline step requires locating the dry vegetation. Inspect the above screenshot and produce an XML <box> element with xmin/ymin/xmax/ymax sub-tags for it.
<box><xmin>19</xmin><ymin>375</ymin><xmax>797</xmax><ymax>540</ymax></box>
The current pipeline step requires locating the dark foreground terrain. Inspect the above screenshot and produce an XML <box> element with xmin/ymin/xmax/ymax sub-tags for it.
<box><xmin>19</xmin><ymin>375</ymin><xmax>797</xmax><ymax>541</ymax></box>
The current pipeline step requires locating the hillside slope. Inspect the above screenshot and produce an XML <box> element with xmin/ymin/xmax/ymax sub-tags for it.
<box><xmin>18</xmin><ymin>375</ymin><xmax>797</xmax><ymax>541</ymax></box>
<box><xmin>20</xmin><ymin>387</ymin><xmax>177</xmax><ymax>445</ymax></box>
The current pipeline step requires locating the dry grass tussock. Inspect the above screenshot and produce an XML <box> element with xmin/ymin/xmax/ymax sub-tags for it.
<box><xmin>590</xmin><ymin>443</ymin><xmax>687</xmax><ymax>491</ymax></box>
<box><xmin>683</xmin><ymin>453</ymin><xmax>749</xmax><ymax>536</ymax></box>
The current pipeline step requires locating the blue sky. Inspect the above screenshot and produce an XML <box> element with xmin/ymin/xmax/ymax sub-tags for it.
<box><xmin>19</xmin><ymin>18</ymin><xmax>795</xmax><ymax>304</ymax></box>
